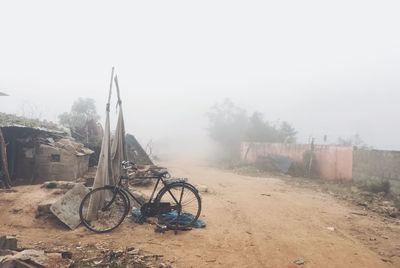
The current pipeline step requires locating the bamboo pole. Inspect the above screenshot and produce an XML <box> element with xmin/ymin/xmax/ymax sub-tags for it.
<box><xmin>107</xmin><ymin>67</ymin><xmax>115</xmax><ymax>111</ymax></box>
<box><xmin>114</xmin><ymin>75</ymin><xmax>122</xmax><ymax>104</ymax></box>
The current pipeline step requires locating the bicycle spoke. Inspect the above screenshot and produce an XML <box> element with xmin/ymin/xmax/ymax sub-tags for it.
<box><xmin>181</xmin><ymin>196</ymin><xmax>197</xmax><ymax>206</ymax></box>
<box><xmin>157</xmin><ymin>184</ymin><xmax>201</xmax><ymax>229</ymax></box>
<box><xmin>80</xmin><ymin>187</ymin><xmax>128</xmax><ymax>233</ymax></box>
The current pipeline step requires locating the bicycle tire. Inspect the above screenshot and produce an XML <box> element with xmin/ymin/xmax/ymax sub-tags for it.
<box><xmin>155</xmin><ymin>182</ymin><xmax>202</xmax><ymax>229</ymax></box>
<box><xmin>79</xmin><ymin>186</ymin><xmax>129</xmax><ymax>233</ymax></box>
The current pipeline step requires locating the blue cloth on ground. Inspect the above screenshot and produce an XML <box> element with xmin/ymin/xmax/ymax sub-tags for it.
<box><xmin>131</xmin><ymin>208</ymin><xmax>206</xmax><ymax>228</ymax></box>
<box><xmin>159</xmin><ymin>211</ymin><xmax>206</xmax><ymax>228</ymax></box>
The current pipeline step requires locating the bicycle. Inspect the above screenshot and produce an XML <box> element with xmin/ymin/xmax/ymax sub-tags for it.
<box><xmin>79</xmin><ymin>161</ymin><xmax>202</xmax><ymax>233</ymax></box>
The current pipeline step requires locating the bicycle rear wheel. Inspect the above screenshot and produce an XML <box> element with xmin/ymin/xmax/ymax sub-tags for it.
<box><xmin>79</xmin><ymin>186</ymin><xmax>128</xmax><ymax>233</ymax></box>
<box><xmin>156</xmin><ymin>183</ymin><xmax>201</xmax><ymax>229</ymax></box>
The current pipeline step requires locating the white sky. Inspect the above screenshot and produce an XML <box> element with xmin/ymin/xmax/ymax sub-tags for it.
<box><xmin>1</xmin><ymin>0</ymin><xmax>400</xmax><ymax>151</ymax></box>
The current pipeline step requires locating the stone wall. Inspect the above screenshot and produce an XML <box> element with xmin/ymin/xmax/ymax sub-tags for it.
<box><xmin>353</xmin><ymin>149</ymin><xmax>400</xmax><ymax>194</ymax></box>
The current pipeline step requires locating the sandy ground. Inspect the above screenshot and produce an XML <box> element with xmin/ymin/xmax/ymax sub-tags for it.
<box><xmin>1</xmin><ymin>161</ymin><xmax>400</xmax><ymax>267</ymax></box>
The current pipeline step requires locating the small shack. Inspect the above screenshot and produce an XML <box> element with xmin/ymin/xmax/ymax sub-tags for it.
<box><xmin>0</xmin><ymin>113</ymin><xmax>93</xmax><ymax>186</ymax></box>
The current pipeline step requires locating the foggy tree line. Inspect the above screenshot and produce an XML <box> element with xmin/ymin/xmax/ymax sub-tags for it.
<box><xmin>206</xmin><ymin>99</ymin><xmax>297</xmax><ymax>159</ymax></box>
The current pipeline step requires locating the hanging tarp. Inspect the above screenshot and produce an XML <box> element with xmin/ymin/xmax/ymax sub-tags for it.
<box><xmin>86</xmin><ymin>68</ymin><xmax>114</xmax><ymax>219</ymax></box>
<box><xmin>111</xmin><ymin>75</ymin><xmax>127</xmax><ymax>185</ymax></box>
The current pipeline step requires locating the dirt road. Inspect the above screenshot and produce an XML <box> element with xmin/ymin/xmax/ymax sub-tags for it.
<box><xmin>1</xmin><ymin>161</ymin><xmax>400</xmax><ymax>267</ymax></box>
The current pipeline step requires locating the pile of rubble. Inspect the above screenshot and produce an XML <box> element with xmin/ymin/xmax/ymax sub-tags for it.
<box><xmin>0</xmin><ymin>235</ymin><xmax>173</xmax><ymax>268</ymax></box>
<box><xmin>339</xmin><ymin>190</ymin><xmax>400</xmax><ymax>218</ymax></box>
<box><xmin>75</xmin><ymin>247</ymin><xmax>170</xmax><ymax>268</ymax></box>
<box><xmin>0</xmin><ymin>235</ymin><xmax>73</xmax><ymax>267</ymax></box>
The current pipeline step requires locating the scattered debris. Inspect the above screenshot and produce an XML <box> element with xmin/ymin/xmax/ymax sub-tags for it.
<box><xmin>351</xmin><ymin>211</ymin><xmax>368</xmax><ymax>216</ymax></box>
<box><xmin>36</xmin><ymin>198</ymin><xmax>58</xmax><ymax>218</ymax></box>
<box><xmin>196</xmin><ymin>184</ymin><xmax>209</xmax><ymax>193</ymax></box>
<box><xmin>128</xmin><ymin>176</ymin><xmax>153</xmax><ymax>186</ymax></box>
<box><xmin>0</xmin><ymin>249</ymin><xmax>73</xmax><ymax>268</ymax></box>
<box><xmin>50</xmin><ymin>184</ymin><xmax>90</xmax><ymax>229</ymax></box>
<box><xmin>293</xmin><ymin>258</ymin><xmax>305</xmax><ymax>265</ymax></box>
<box><xmin>159</xmin><ymin>263</ymin><xmax>173</xmax><ymax>268</ymax></box>
<box><xmin>326</xmin><ymin>226</ymin><xmax>336</xmax><ymax>232</ymax></box>
<box><xmin>75</xmin><ymin>247</ymin><xmax>167</xmax><ymax>267</ymax></box>
<box><xmin>76</xmin><ymin>176</ymin><xmax>95</xmax><ymax>187</ymax></box>
<box><xmin>0</xmin><ymin>189</ymin><xmax>17</xmax><ymax>193</ymax></box>
<box><xmin>42</xmin><ymin>181</ymin><xmax>80</xmax><ymax>190</ymax></box>
<box><xmin>0</xmin><ymin>239</ymin><xmax>169</xmax><ymax>268</ymax></box>
<box><xmin>155</xmin><ymin>224</ymin><xmax>168</xmax><ymax>234</ymax></box>
<box><xmin>10</xmin><ymin>208</ymin><xmax>22</xmax><ymax>214</ymax></box>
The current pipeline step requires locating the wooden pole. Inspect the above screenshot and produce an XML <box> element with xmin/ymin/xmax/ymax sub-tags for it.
<box><xmin>113</xmin><ymin>74</ymin><xmax>127</xmax><ymax>161</ymax></box>
<box><xmin>0</xmin><ymin>128</ymin><xmax>11</xmax><ymax>188</ymax></box>
<box><xmin>107</xmin><ymin>67</ymin><xmax>114</xmax><ymax>111</ymax></box>
<box><xmin>114</xmin><ymin>75</ymin><xmax>122</xmax><ymax>104</ymax></box>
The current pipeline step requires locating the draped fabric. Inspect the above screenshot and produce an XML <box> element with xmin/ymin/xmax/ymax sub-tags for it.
<box><xmin>111</xmin><ymin>75</ymin><xmax>127</xmax><ymax>185</ymax></box>
<box><xmin>87</xmin><ymin>68</ymin><xmax>128</xmax><ymax>219</ymax></box>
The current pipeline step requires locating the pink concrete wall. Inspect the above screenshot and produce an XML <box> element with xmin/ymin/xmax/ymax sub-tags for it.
<box><xmin>241</xmin><ymin>142</ymin><xmax>353</xmax><ymax>181</ymax></box>
<box><xmin>313</xmin><ymin>145</ymin><xmax>353</xmax><ymax>180</ymax></box>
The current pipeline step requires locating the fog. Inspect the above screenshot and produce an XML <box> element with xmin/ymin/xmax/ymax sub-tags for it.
<box><xmin>1</xmin><ymin>0</ymin><xmax>400</xmax><ymax>154</ymax></box>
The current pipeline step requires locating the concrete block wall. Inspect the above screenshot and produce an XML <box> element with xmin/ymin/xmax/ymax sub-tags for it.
<box><xmin>34</xmin><ymin>144</ymin><xmax>89</xmax><ymax>182</ymax></box>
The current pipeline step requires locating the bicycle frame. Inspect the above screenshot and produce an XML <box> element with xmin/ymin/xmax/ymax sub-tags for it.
<box><xmin>116</xmin><ymin>173</ymin><xmax>182</xmax><ymax>208</ymax></box>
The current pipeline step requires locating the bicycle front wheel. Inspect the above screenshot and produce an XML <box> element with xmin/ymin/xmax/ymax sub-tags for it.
<box><xmin>156</xmin><ymin>183</ymin><xmax>202</xmax><ymax>229</ymax></box>
<box><xmin>79</xmin><ymin>186</ymin><xmax>128</xmax><ymax>233</ymax></box>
